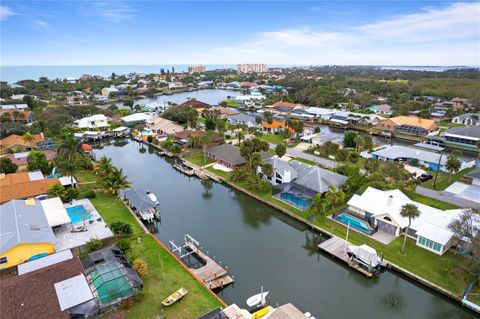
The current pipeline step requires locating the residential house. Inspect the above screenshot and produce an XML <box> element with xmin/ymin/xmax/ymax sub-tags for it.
<box><xmin>0</xmin><ymin>110</ymin><xmax>36</xmax><ymax>124</ymax></box>
<box><xmin>465</xmin><ymin>166</ymin><xmax>480</xmax><ymax>186</ymax></box>
<box><xmin>5</xmin><ymin>150</ymin><xmax>56</xmax><ymax>171</ymax></box>
<box><xmin>0</xmin><ymin>199</ymin><xmax>56</xmax><ymax>268</ymax></box>
<box><xmin>272</xmin><ymin>101</ymin><xmax>305</xmax><ymax>113</ymax></box>
<box><xmin>121</xmin><ymin>113</ymin><xmax>152</xmax><ymax>125</ymax></box>
<box><xmin>262</xmin><ymin>121</ymin><xmax>298</xmax><ymax>137</ymax></box>
<box><xmin>451</xmin><ymin>113</ymin><xmax>480</xmax><ymax>126</ymax></box>
<box><xmin>0</xmin><ymin>133</ymin><xmax>54</xmax><ymax>154</ymax></box>
<box><xmin>442</xmin><ymin>126</ymin><xmax>480</xmax><ymax>148</ymax></box>
<box><xmin>74</xmin><ymin>114</ymin><xmax>110</xmax><ymax>130</ymax></box>
<box><xmin>347</xmin><ymin>187</ymin><xmax>473</xmax><ymax>255</ymax></box>
<box><xmin>101</xmin><ymin>86</ymin><xmax>119</xmax><ymax>97</ymax></box>
<box><xmin>376</xmin><ymin>116</ymin><xmax>439</xmax><ymax>136</ymax></box>
<box><xmin>179</xmin><ymin>100</ymin><xmax>211</xmax><ymax>112</ymax></box>
<box><xmin>0</xmin><ymin>172</ymin><xmax>61</xmax><ymax>204</ymax></box>
<box><xmin>435</xmin><ymin>97</ymin><xmax>470</xmax><ymax>111</ymax></box>
<box><xmin>368</xmin><ymin>104</ymin><xmax>393</xmax><ymax>116</ymax></box>
<box><xmin>211</xmin><ymin>106</ymin><xmax>239</xmax><ymax>119</ymax></box>
<box><xmin>227</xmin><ymin>113</ymin><xmax>258</xmax><ymax>127</ymax></box>
<box><xmin>146</xmin><ymin>116</ymin><xmax>184</xmax><ymax>135</ymax></box>
<box><xmin>370</xmin><ymin>145</ymin><xmax>454</xmax><ymax>171</ymax></box>
<box><xmin>206</xmin><ymin>143</ymin><xmax>272</xmax><ymax>169</ymax></box>
<box><xmin>1</xmin><ymin>104</ymin><xmax>28</xmax><ymax>110</ymax></box>
<box><xmin>306</xmin><ymin>107</ymin><xmax>338</xmax><ymax>119</ymax></box>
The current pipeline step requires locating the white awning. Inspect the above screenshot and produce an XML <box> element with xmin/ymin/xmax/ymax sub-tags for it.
<box><xmin>40</xmin><ymin>197</ymin><xmax>71</xmax><ymax>227</ymax></box>
<box><xmin>55</xmin><ymin>274</ymin><xmax>94</xmax><ymax>311</ymax></box>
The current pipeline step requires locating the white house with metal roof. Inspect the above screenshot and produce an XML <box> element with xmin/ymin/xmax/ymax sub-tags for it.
<box><xmin>74</xmin><ymin>114</ymin><xmax>110</xmax><ymax>130</ymax></box>
<box><xmin>347</xmin><ymin>187</ymin><xmax>467</xmax><ymax>255</ymax></box>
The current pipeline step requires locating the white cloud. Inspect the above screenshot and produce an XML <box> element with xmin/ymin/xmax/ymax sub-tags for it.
<box><xmin>0</xmin><ymin>6</ymin><xmax>16</xmax><ymax>21</ymax></box>
<box><xmin>91</xmin><ymin>1</ymin><xmax>135</xmax><ymax>23</ymax></box>
<box><xmin>208</xmin><ymin>2</ymin><xmax>480</xmax><ymax>65</ymax></box>
<box><xmin>32</xmin><ymin>20</ymin><xmax>50</xmax><ymax>31</ymax></box>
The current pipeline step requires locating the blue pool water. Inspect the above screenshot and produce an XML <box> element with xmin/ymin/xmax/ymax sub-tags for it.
<box><xmin>66</xmin><ymin>205</ymin><xmax>91</xmax><ymax>224</ymax></box>
<box><xmin>141</xmin><ymin>129</ymin><xmax>153</xmax><ymax>135</ymax></box>
<box><xmin>280</xmin><ymin>193</ymin><xmax>311</xmax><ymax>209</ymax></box>
<box><xmin>335</xmin><ymin>214</ymin><xmax>372</xmax><ymax>235</ymax></box>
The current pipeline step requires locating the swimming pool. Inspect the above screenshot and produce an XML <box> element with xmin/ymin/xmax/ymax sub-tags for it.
<box><xmin>334</xmin><ymin>213</ymin><xmax>373</xmax><ymax>235</ymax></box>
<box><xmin>141</xmin><ymin>129</ymin><xmax>153</xmax><ymax>136</ymax></box>
<box><xmin>66</xmin><ymin>205</ymin><xmax>91</xmax><ymax>224</ymax></box>
<box><xmin>279</xmin><ymin>193</ymin><xmax>311</xmax><ymax>209</ymax></box>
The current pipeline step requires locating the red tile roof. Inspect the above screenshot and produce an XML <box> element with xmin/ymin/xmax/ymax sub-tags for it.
<box><xmin>0</xmin><ymin>257</ymin><xmax>85</xmax><ymax>319</ymax></box>
<box><xmin>0</xmin><ymin>134</ymin><xmax>45</xmax><ymax>152</ymax></box>
<box><xmin>179</xmin><ymin>100</ymin><xmax>211</xmax><ymax>109</ymax></box>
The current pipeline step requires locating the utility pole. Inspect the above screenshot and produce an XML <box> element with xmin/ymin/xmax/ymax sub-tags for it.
<box><xmin>433</xmin><ymin>151</ymin><xmax>443</xmax><ymax>189</ymax></box>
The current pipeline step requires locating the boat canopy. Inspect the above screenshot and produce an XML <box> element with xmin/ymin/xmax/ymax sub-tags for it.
<box><xmin>347</xmin><ymin>244</ymin><xmax>380</xmax><ymax>268</ymax></box>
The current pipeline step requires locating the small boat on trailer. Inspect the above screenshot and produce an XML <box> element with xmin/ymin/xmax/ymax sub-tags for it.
<box><xmin>161</xmin><ymin>287</ymin><xmax>188</xmax><ymax>306</ymax></box>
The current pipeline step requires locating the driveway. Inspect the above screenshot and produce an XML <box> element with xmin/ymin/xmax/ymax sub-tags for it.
<box><xmin>268</xmin><ymin>143</ymin><xmax>336</xmax><ymax>168</ymax></box>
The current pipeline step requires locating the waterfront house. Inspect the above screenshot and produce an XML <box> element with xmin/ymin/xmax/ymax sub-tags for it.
<box><xmin>227</xmin><ymin>113</ymin><xmax>258</xmax><ymax>127</ymax></box>
<box><xmin>211</xmin><ymin>106</ymin><xmax>239</xmax><ymax>119</ymax></box>
<box><xmin>0</xmin><ymin>199</ymin><xmax>56</xmax><ymax>268</ymax></box>
<box><xmin>206</xmin><ymin>143</ymin><xmax>272</xmax><ymax>169</ymax></box>
<box><xmin>146</xmin><ymin>116</ymin><xmax>184</xmax><ymax>135</ymax></box>
<box><xmin>306</xmin><ymin>107</ymin><xmax>338</xmax><ymax>119</ymax></box>
<box><xmin>6</xmin><ymin>150</ymin><xmax>56</xmax><ymax>171</ymax></box>
<box><xmin>0</xmin><ymin>109</ymin><xmax>36</xmax><ymax>124</ymax></box>
<box><xmin>347</xmin><ymin>187</ymin><xmax>471</xmax><ymax>255</ymax></box>
<box><xmin>121</xmin><ymin>113</ymin><xmax>152</xmax><ymax>125</ymax></box>
<box><xmin>262</xmin><ymin>121</ymin><xmax>298</xmax><ymax>137</ymax></box>
<box><xmin>74</xmin><ymin>114</ymin><xmax>110</xmax><ymax>130</ymax></box>
<box><xmin>272</xmin><ymin>101</ymin><xmax>305</xmax><ymax>113</ymax></box>
<box><xmin>442</xmin><ymin>126</ymin><xmax>480</xmax><ymax>148</ymax></box>
<box><xmin>260</xmin><ymin>158</ymin><xmax>347</xmax><ymax>210</ymax></box>
<box><xmin>179</xmin><ymin>99</ymin><xmax>211</xmax><ymax>112</ymax></box>
<box><xmin>375</xmin><ymin>116</ymin><xmax>439</xmax><ymax>136</ymax></box>
<box><xmin>368</xmin><ymin>104</ymin><xmax>393</xmax><ymax>116</ymax></box>
<box><xmin>101</xmin><ymin>85</ymin><xmax>119</xmax><ymax>97</ymax></box>
<box><xmin>451</xmin><ymin>113</ymin><xmax>480</xmax><ymax>126</ymax></box>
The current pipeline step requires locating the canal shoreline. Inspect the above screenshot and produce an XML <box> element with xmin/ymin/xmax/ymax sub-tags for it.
<box><xmin>133</xmin><ymin>137</ymin><xmax>478</xmax><ymax>314</ymax></box>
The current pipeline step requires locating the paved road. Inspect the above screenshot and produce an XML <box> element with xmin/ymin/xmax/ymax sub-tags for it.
<box><xmin>415</xmin><ymin>186</ymin><xmax>479</xmax><ymax>209</ymax></box>
<box><xmin>268</xmin><ymin>143</ymin><xmax>337</xmax><ymax>168</ymax></box>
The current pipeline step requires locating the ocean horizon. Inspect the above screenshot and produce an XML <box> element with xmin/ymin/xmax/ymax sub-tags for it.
<box><xmin>0</xmin><ymin>64</ymin><xmax>474</xmax><ymax>84</ymax></box>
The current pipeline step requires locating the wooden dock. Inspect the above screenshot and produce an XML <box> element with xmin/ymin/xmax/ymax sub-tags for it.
<box><xmin>318</xmin><ymin>236</ymin><xmax>373</xmax><ymax>278</ymax></box>
<box><xmin>185</xmin><ymin>242</ymin><xmax>234</xmax><ymax>289</ymax></box>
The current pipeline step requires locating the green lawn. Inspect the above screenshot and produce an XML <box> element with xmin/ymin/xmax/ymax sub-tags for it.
<box><xmin>220</xmin><ymin>99</ymin><xmax>240</xmax><ymax>107</ymax></box>
<box><xmin>261</xmin><ymin>134</ymin><xmax>285</xmax><ymax>145</ymax></box>
<box><xmin>184</xmin><ymin>152</ymin><xmax>213</xmax><ymax>167</ymax></box>
<box><xmin>90</xmin><ymin>192</ymin><xmax>223</xmax><ymax>319</ymax></box>
<box><xmin>291</xmin><ymin>158</ymin><xmax>317</xmax><ymax>166</ymax></box>
<box><xmin>422</xmin><ymin>166</ymin><xmax>476</xmax><ymax>190</ymax></box>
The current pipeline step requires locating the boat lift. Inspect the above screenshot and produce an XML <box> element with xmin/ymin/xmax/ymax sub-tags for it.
<box><xmin>169</xmin><ymin>234</ymin><xmax>199</xmax><ymax>259</ymax></box>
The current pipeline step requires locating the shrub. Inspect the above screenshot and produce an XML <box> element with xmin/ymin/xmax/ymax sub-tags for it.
<box><xmin>86</xmin><ymin>237</ymin><xmax>103</xmax><ymax>252</ymax></box>
<box><xmin>82</xmin><ymin>190</ymin><xmax>97</xmax><ymax>199</ymax></box>
<box><xmin>121</xmin><ymin>297</ymin><xmax>134</xmax><ymax>309</ymax></box>
<box><xmin>110</xmin><ymin>221</ymin><xmax>133</xmax><ymax>236</ymax></box>
<box><xmin>132</xmin><ymin>258</ymin><xmax>148</xmax><ymax>278</ymax></box>
<box><xmin>133</xmin><ymin>289</ymin><xmax>145</xmax><ymax>303</ymax></box>
<box><xmin>147</xmin><ymin>135</ymin><xmax>153</xmax><ymax>143</ymax></box>
<box><xmin>117</xmin><ymin>239</ymin><xmax>131</xmax><ymax>253</ymax></box>
<box><xmin>348</xmin><ymin>151</ymin><xmax>359</xmax><ymax>164</ymax></box>
<box><xmin>64</xmin><ymin>187</ymin><xmax>80</xmax><ymax>202</ymax></box>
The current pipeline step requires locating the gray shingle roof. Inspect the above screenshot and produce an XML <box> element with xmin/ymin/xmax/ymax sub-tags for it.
<box><xmin>445</xmin><ymin>126</ymin><xmax>480</xmax><ymax>139</ymax></box>
<box><xmin>0</xmin><ymin>200</ymin><xmax>56</xmax><ymax>254</ymax></box>
<box><xmin>264</xmin><ymin>157</ymin><xmax>298</xmax><ymax>180</ymax></box>
<box><xmin>371</xmin><ymin>145</ymin><xmax>446</xmax><ymax>165</ymax></box>
<box><xmin>289</xmin><ymin>161</ymin><xmax>347</xmax><ymax>193</ymax></box>
<box><xmin>207</xmin><ymin>144</ymin><xmax>272</xmax><ymax>166</ymax></box>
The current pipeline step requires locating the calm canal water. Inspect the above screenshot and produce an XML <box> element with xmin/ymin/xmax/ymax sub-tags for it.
<box><xmin>134</xmin><ymin>89</ymin><xmax>239</xmax><ymax>107</ymax></box>
<box><xmin>93</xmin><ymin>140</ymin><xmax>476</xmax><ymax>319</ymax></box>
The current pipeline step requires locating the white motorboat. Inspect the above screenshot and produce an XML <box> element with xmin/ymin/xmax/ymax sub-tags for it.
<box><xmin>146</xmin><ymin>190</ymin><xmax>159</xmax><ymax>205</ymax></box>
<box><xmin>246</xmin><ymin>286</ymin><xmax>269</xmax><ymax>308</ymax></box>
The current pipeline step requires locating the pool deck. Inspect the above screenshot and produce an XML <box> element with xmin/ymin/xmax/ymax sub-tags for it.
<box><xmin>318</xmin><ymin>236</ymin><xmax>374</xmax><ymax>278</ymax></box>
<box><xmin>328</xmin><ymin>215</ymin><xmax>396</xmax><ymax>245</ymax></box>
<box><xmin>54</xmin><ymin>199</ymin><xmax>114</xmax><ymax>252</ymax></box>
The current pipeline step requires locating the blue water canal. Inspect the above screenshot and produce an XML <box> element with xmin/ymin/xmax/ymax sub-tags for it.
<box><xmin>93</xmin><ymin>140</ymin><xmax>477</xmax><ymax>319</ymax></box>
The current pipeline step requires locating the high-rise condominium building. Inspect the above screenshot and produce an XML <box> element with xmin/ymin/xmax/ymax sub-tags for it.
<box><xmin>188</xmin><ymin>65</ymin><xmax>206</xmax><ymax>74</ymax></box>
<box><xmin>237</xmin><ymin>64</ymin><xmax>267</xmax><ymax>74</ymax></box>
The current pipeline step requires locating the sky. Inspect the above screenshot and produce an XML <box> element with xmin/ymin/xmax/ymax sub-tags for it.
<box><xmin>1</xmin><ymin>1</ymin><xmax>479</xmax><ymax>66</ymax></box>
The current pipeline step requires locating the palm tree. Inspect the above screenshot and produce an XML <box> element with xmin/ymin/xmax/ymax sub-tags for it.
<box><xmin>308</xmin><ymin>193</ymin><xmax>328</xmax><ymax>223</ymax></box>
<box><xmin>102</xmin><ymin>167</ymin><xmax>130</xmax><ymax>194</ymax></box>
<box><xmin>325</xmin><ymin>185</ymin><xmax>346</xmax><ymax>209</ymax></box>
<box><xmin>400</xmin><ymin>203</ymin><xmax>421</xmax><ymax>254</ymax></box>
<box><xmin>56</xmin><ymin>132</ymin><xmax>84</xmax><ymax>187</ymax></box>
<box><xmin>94</xmin><ymin>156</ymin><xmax>114</xmax><ymax>179</ymax></box>
<box><xmin>22</xmin><ymin>132</ymin><xmax>36</xmax><ymax>149</ymax></box>
<box><xmin>261</xmin><ymin>163</ymin><xmax>273</xmax><ymax>178</ymax></box>
<box><xmin>237</xmin><ymin>132</ymin><xmax>245</xmax><ymax>144</ymax></box>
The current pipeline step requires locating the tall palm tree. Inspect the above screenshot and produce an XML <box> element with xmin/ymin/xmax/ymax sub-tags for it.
<box><xmin>56</xmin><ymin>132</ymin><xmax>84</xmax><ymax>187</ymax></box>
<box><xmin>308</xmin><ymin>193</ymin><xmax>328</xmax><ymax>223</ymax></box>
<box><xmin>400</xmin><ymin>203</ymin><xmax>421</xmax><ymax>254</ymax></box>
<box><xmin>325</xmin><ymin>185</ymin><xmax>346</xmax><ymax>209</ymax></box>
<box><xmin>102</xmin><ymin>167</ymin><xmax>130</xmax><ymax>194</ymax></box>
<box><xmin>22</xmin><ymin>132</ymin><xmax>36</xmax><ymax>149</ymax></box>
<box><xmin>94</xmin><ymin>156</ymin><xmax>114</xmax><ymax>179</ymax></box>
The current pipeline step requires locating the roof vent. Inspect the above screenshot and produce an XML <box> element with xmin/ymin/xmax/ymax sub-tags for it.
<box><xmin>30</xmin><ymin>224</ymin><xmax>40</xmax><ymax>230</ymax></box>
<box><xmin>387</xmin><ymin>194</ymin><xmax>394</xmax><ymax>206</ymax></box>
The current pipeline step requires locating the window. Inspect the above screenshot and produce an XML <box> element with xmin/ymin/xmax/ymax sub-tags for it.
<box><xmin>418</xmin><ymin>236</ymin><xmax>442</xmax><ymax>252</ymax></box>
<box><xmin>384</xmin><ymin>217</ymin><xmax>392</xmax><ymax>222</ymax></box>
<box><xmin>0</xmin><ymin>257</ymin><xmax>7</xmax><ymax>264</ymax></box>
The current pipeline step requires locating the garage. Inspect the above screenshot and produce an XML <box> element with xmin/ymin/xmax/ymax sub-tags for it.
<box><xmin>377</xmin><ymin>220</ymin><xmax>397</xmax><ymax>235</ymax></box>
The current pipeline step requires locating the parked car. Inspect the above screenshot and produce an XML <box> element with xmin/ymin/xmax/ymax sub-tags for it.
<box><xmin>417</xmin><ymin>173</ymin><xmax>433</xmax><ymax>182</ymax></box>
